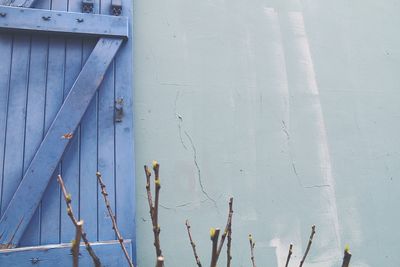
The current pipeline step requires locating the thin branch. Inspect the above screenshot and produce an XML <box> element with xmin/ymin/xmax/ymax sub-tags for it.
<box><xmin>153</xmin><ymin>161</ymin><xmax>162</xmax><ymax>257</ymax></box>
<box><xmin>341</xmin><ymin>245</ymin><xmax>352</xmax><ymax>267</ymax></box>
<box><xmin>144</xmin><ymin>165</ymin><xmax>155</xmax><ymax>223</ymax></box>
<box><xmin>185</xmin><ymin>220</ymin><xmax>202</xmax><ymax>267</ymax></box>
<box><xmin>156</xmin><ymin>256</ymin><xmax>164</xmax><ymax>267</ymax></box>
<box><xmin>96</xmin><ymin>172</ymin><xmax>134</xmax><ymax>267</ymax></box>
<box><xmin>249</xmin><ymin>234</ymin><xmax>256</xmax><ymax>267</ymax></box>
<box><xmin>57</xmin><ymin>175</ymin><xmax>101</xmax><ymax>267</ymax></box>
<box><xmin>144</xmin><ymin>162</ymin><xmax>163</xmax><ymax>263</ymax></box>
<box><xmin>216</xmin><ymin>197</ymin><xmax>233</xmax><ymax>261</ymax></box>
<box><xmin>226</xmin><ymin>211</ymin><xmax>233</xmax><ymax>267</ymax></box>
<box><xmin>72</xmin><ymin>220</ymin><xmax>83</xmax><ymax>267</ymax></box>
<box><xmin>210</xmin><ymin>228</ymin><xmax>220</xmax><ymax>267</ymax></box>
<box><xmin>285</xmin><ymin>244</ymin><xmax>293</xmax><ymax>267</ymax></box>
<box><xmin>299</xmin><ymin>225</ymin><xmax>316</xmax><ymax>267</ymax></box>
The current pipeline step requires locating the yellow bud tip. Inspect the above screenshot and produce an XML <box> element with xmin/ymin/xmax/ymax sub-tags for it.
<box><xmin>210</xmin><ymin>228</ymin><xmax>216</xmax><ymax>238</ymax></box>
<box><xmin>248</xmin><ymin>234</ymin><xmax>252</xmax><ymax>240</ymax></box>
<box><xmin>155</xmin><ymin>179</ymin><xmax>160</xmax><ymax>185</ymax></box>
<box><xmin>152</xmin><ymin>160</ymin><xmax>159</xmax><ymax>168</ymax></box>
<box><xmin>96</xmin><ymin>172</ymin><xmax>101</xmax><ymax>177</ymax></box>
<box><xmin>345</xmin><ymin>244</ymin><xmax>350</xmax><ymax>253</ymax></box>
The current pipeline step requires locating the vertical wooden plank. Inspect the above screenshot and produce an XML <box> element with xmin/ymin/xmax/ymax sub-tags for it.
<box><xmin>114</xmin><ymin>0</ymin><xmax>136</xmax><ymax>260</ymax></box>
<box><xmin>0</xmin><ymin>35</ymin><xmax>31</xmax><ymax>215</ymax></box>
<box><xmin>97</xmin><ymin>0</ymin><xmax>117</xmax><ymax>242</ymax></box>
<box><xmin>58</xmin><ymin>0</ymin><xmax>85</xmax><ymax>243</ymax></box>
<box><xmin>40</xmin><ymin>0</ymin><xmax>68</xmax><ymax>245</ymax></box>
<box><xmin>0</xmin><ymin>34</ymin><xmax>12</xmax><ymax>222</ymax></box>
<box><xmin>97</xmin><ymin>62</ymin><xmax>116</xmax><ymax>241</ymax></box>
<box><xmin>19</xmin><ymin>0</ymin><xmax>52</xmax><ymax>249</ymax></box>
<box><xmin>59</xmin><ymin>37</ymin><xmax>82</xmax><ymax>243</ymax></box>
<box><xmin>79</xmin><ymin>34</ymin><xmax>98</xmax><ymax>240</ymax></box>
<box><xmin>19</xmin><ymin>35</ymin><xmax>48</xmax><ymax>247</ymax></box>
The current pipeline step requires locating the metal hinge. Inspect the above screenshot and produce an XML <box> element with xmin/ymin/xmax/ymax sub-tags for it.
<box><xmin>82</xmin><ymin>0</ymin><xmax>94</xmax><ymax>13</ymax></box>
<box><xmin>111</xmin><ymin>0</ymin><xmax>122</xmax><ymax>16</ymax></box>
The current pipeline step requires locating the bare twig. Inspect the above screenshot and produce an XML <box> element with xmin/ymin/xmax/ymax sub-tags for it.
<box><xmin>185</xmin><ymin>220</ymin><xmax>202</xmax><ymax>267</ymax></box>
<box><xmin>152</xmin><ymin>161</ymin><xmax>162</xmax><ymax>257</ymax></box>
<box><xmin>210</xmin><ymin>228</ymin><xmax>221</xmax><ymax>267</ymax></box>
<box><xmin>156</xmin><ymin>256</ymin><xmax>164</xmax><ymax>267</ymax></box>
<box><xmin>249</xmin><ymin>234</ymin><xmax>256</xmax><ymax>267</ymax></box>
<box><xmin>299</xmin><ymin>225</ymin><xmax>316</xmax><ymax>267</ymax></box>
<box><xmin>96</xmin><ymin>172</ymin><xmax>134</xmax><ymax>267</ymax></box>
<box><xmin>144</xmin><ymin>165</ymin><xmax>155</xmax><ymax>222</ymax></box>
<box><xmin>57</xmin><ymin>175</ymin><xmax>101</xmax><ymax>267</ymax></box>
<box><xmin>285</xmin><ymin>244</ymin><xmax>293</xmax><ymax>267</ymax></box>
<box><xmin>216</xmin><ymin>197</ymin><xmax>233</xmax><ymax>262</ymax></box>
<box><xmin>144</xmin><ymin>161</ymin><xmax>163</xmax><ymax>266</ymax></box>
<box><xmin>226</xmin><ymin>215</ymin><xmax>233</xmax><ymax>267</ymax></box>
<box><xmin>72</xmin><ymin>220</ymin><xmax>83</xmax><ymax>267</ymax></box>
<box><xmin>341</xmin><ymin>245</ymin><xmax>352</xmax><ymax>267</ymax></box>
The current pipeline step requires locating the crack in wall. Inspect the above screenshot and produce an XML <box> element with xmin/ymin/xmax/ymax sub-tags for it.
<box><xmin>184</xmin><ymin>131</ymin><xmax>218</xmax><ymax>209</ymax></box>
<box><xmin>174</xmin><ymin>91</ymin><xmax>187</xmax><ymax>150</ymax></box>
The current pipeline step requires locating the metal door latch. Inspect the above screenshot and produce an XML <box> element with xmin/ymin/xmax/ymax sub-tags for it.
<box><xmin>115</xmin><ymin>97</ymin><xmax>124</xmax><ymax>122</ymax></box>
<box><xmin>82</xmin><ymin>0</ymin><xmax>94</xmax><ymax>13</ymax></box>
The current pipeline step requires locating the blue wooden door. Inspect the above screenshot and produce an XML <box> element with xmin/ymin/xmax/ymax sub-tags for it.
<box><xmin>0</xmin><ymin>0</ymin><xmax>135</xmax><ymax>265</ymax></box>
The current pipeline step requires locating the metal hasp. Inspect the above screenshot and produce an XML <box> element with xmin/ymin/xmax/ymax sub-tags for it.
<box><xmin>0</xmin><ymin>6</ymin><xmax>129</xmax><ymax>39</ymax></box>
<box><xmin>111</xmin><ymin>0</ymin><xmax>122</xmax><ymax>16</ymax></box>
<box><xmin>115</xmin><ymin>97</ymin><xmax>124</xmax><ymax>122</ymax></box>
<box><xmin>0</xmin><ymin>37</ymin><xmax>123</xmax><ymax>248</ymax></box>
<box><xmin>82</xmin><ymin>0</ymin><xmax>94</xmax><ymax>13</ymax></box>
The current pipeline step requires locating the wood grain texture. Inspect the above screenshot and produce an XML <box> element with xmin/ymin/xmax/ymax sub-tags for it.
<box><xmin>0</xmin><ymin>239</ymin><xmax>132</xmax><ymax>266</ymax></box>
<box><xmin>0</xmin><ymin>37</ymin><xmax>123</xmax><ymax>247</ymax></box>
<box><xmin>0</xmin><ymin>0</ymin><xmax>135</xmax><ymax>263</ymax></box>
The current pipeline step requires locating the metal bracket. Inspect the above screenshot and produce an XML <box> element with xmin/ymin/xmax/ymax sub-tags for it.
<box><xmin>82</xmin><ymin>0</ymin><xmax>94</xmax><ymax>13</ymax></box>
<box><xmin>111</xmin><ymin>0</ymin><xmax>122</xmax><ymax>16</ymax></box>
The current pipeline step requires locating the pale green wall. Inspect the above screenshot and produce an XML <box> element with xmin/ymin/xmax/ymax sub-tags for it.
<box><xmin>133</xmin><ymin>1</ymin><xmax>400</xmax><ymax>266</ymax></box>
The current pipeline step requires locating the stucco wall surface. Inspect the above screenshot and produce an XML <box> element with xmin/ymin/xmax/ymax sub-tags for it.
<box><xmin>133</xmin><ymin>0</ymin><xmax>400</xmax><ymax>266</ymax></box>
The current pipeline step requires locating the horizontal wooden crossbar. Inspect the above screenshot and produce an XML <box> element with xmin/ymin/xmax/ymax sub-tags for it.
<box><xmin>0</xmin><ymin>6</ymin><xmax>128</xmax><ymax>38</ymax></box>
<box><xmin>0</xmin><ymin>240</ymin><xmax>133</xmax><ymax>266</ymax></box>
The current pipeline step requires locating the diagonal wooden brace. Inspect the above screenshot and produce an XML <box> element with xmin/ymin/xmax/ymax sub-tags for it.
<box><xmin>0</xmin><ymin>37</ymin><xmax>123</xmax><ymax>248</ymax></box>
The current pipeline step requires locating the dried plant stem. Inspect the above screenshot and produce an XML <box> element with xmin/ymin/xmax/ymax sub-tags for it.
<box><xmin>226</xmin><ymin>226</ymin><xmax>232</xmax><ymax>267</ymax></box>
<box><xmin>145</xmin><ymin>165</ymin><xmax>155</xmax><ymax>223</ymax></box>
<box><xmin>299</xmin><ymin>225</ymin><xmax>316</xmax><ymax>267</ymax></box>
<box><xmin>210</xmin><ymin>228</ymin><xmax>221</xmax><ymax>267</ymax></box>
<box><xmin>285</xmin><ymin>244</ymin><xmax>293</xmax><ymax>267</ymax></box>
<box><xmin>216</xmin><ymin>197</ymin><xmax>233</xmax><ymax>263</ymax></box>
<box><xmin>185</xmin><ymin>220</ymin><xmax>202</xmax><ymax>267</ymax></box>
<box><xmin>96</xmin><ymin>172</ymin><xmax>134</xmax><ymax>267</ymax></box>
<box><xmin>144</xmin><ymin>162</ymin><xmax>163</xmax><ymax>266</ymax></box>
<box><xmin>249</xmin><ymin>234</ymin><xmax>256</xmax><ymax>267</ymax></box>
<box><xmin>72</xmin><ymin>220</ymin><xmax>83</xmax><ymax>267</ymax></box>
<box><xmin>153</xmin><ymin>161</ymin><xmax>162</xmax><ymax>257</ymax></box>
<box><xmin>57</xmin><ymin>175</ymin><xmax>101</xmax><ymax>267</ymax></box>
<box><xmin>156</xmin><ymin>256</ymin><xmax>164</xmax><ymax>267</ymax></box>
<box><xmin>341</xmin><ymin>246</ymin><xmax>352</xmax><ymax>267</ymax></box>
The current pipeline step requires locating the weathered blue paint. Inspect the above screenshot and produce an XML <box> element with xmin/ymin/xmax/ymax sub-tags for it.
<box><xmin>0</xmin><ymin>6</ymin><xmax>129</xmax><ymax>38</ymax></box>
<box><xmin>0</xmin><ymin>0</ymin><xmax>136</xmax><ymax>263</ymax></box>
<box><xmin>0</xmin><ymin>36</ymin><xmax>123</xmax><ymax>248</ymax></box>
<box><xmin>0</xmin><ymin>239</ymin><xmax>132</xmax><ymax>266</ymax></box>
